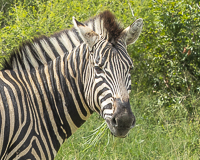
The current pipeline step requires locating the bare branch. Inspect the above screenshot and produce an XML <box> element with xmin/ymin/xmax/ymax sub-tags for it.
<box><xmin>128</xmin><ymin>0</ymin><xmax>135</xmax><ymax>17</ymax></box>
<box><xmin>1</xmin><ymin>2</ymin><xmax>7</xmax><ymax>12</ymax></box>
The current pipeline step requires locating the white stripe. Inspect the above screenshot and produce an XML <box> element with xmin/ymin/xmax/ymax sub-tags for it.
<box><xmin>68</xmin><ymin>31</ymin><xmax>80</xmax><ymax>46</ymax></box>
<box><xmin>59</xmin><ymin>33</ymin><xmax>72</xmax><ymax>53</ymax></box>
<box><xmin>103</xmin><ymin>109</ymin><xmax>113</xmax><ymax>114</ymax></box>
<box><xmin>32</xmin><ymin>42</ymin><xmax>47</xmax><ymax>64</ymax></box>
<box><xmin>49</xmin><ymin>37</ymin><xmax>65</xmax><ymax>57</ymax></box>
<box><xmin>25</xmin><ymin>46</ymin><xmax>39</xmax><ymax>68</ymax></box>
<box><xmin>40</xmin><ymin>39</ymin><xmax>56</xmax><ymax>60</ymax></box>
<box><xmin>104</xmin><ymin>114</ymin><xmax>112</xmax><ymax>119</ymax></box>
<box><xmin>55</xmin><ymin>57</ymin><xmax>78</xmax><ymax>134</ymax></box>
<box><xmin>0</xmin><ymin>93</ymin><xmax>5</xmax><ymax>156</ymax></box>
<box><xmin>35</xmin><ymin>69</ymin><xmax>63</xmax><ymax>145</ymax></box>
<box><xmin>87</xmin><ymin>21</ymin><xmax>93</xmax><ymax>30</ymax></box>
<box><xmin>16</xmin><ymin>58</ymin><xmax>23</xmax><ymax>71</ymax></box>
<box><xmin>14</xmin><ymin>70</ymin><xmax>54</xmax><ymax>158</ymax></box>
<box><xmin>94</xmin><ymin>18</ymin><xmax>101</xmax><ymax>34</ymax></box>
<box><xmin>6</xmin><ymin>96</ymin><xmax>34</xmax><ymax>159</ymax></box>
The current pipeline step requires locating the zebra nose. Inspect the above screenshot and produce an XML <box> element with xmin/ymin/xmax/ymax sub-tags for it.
<box><xmin>108</xmin><ymin>98</ymin><xmax>135</xmax><ymax>136</ymax></box>
<box><xmin>111</xmin><ymin>109</ymin><xmax>135</xmax><ymax>129</ymax></box>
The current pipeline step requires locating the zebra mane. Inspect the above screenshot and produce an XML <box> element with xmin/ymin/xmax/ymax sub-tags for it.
<box><xmin>2</xmin><ymin>10</ymin><xmax>123</xmax><ymax>71</ymax></box>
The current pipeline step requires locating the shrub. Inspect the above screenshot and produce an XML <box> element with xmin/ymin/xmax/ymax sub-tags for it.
<box><xmin>129</xmin><ymin>0</ymin><xmax>200</xmax><ymax>111</ymax></box>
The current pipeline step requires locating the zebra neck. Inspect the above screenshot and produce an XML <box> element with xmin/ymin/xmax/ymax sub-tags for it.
<box><xmin>17</xmin><ymin>44</ymin><xmax>92</xmax><ymax>151</ymax></box>
<box><xmin>58</xmin><ymin>44</ymin><xmax>93</xmax><ymax>137</ymax></box>
<box><xmin>44</xmin><ymin>45</ymin><xmax>93</xmax><ymax>135</ymax></box>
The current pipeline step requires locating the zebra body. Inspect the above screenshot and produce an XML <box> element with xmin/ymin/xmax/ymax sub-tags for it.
<box><xmin>0</xmin><ymin>11</ymin><xmax>143</xmax><ymax>159</ymax></box>
<box><xmin>0</xmin><ymin>47</ymin><xmax>91</xmax><ymax>159</ymax></box>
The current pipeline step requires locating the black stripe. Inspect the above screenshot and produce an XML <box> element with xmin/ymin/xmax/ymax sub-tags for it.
<box><xmin>26</xmin><ymin>43</ymin><xmax>43</xmax><ymax>67</ymax></box>
<box><xmin>100</xmin><ymin>93</ymin><xmax>112</xmax><ymax>104</ymax></box>
<box><xmin>97</xmin><ymin>87</ymin><xmax>109</xmax><ymax>100</ymax></box>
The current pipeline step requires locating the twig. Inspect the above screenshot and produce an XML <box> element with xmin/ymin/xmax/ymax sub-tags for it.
<box><xmin>1</xmin><ymin>2</ymin><xmax>7</xmax><ymax>12</ymax></box>
<box><xmin>128</xmin><ymin>0</ymin><xmax>135</xmax><ymax>17</ymax></box>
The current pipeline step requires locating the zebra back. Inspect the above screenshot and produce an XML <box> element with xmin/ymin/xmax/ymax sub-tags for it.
<box><xmin>2</xmin><ymin>10</ymin><xmax>123</xmax><ymax>72</ymax></box>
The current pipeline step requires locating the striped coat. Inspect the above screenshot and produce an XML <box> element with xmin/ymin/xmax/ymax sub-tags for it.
<box><xmin>0</xmin><ymin>10</ymin><xmax>143</xmax><ymax>159</ymax></box>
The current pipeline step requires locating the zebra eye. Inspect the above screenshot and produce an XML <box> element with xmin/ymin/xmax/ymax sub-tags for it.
<box><xmin>94</xmin><ymin>66</ymin><xmax>103</xmax><ymax>74</ymax></box>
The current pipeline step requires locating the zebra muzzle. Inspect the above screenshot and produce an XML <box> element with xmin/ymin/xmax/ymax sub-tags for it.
<box><xmin>105</xmin><ymin>98</ymin><xmax>135</xmax><ymax>137</ymax></box>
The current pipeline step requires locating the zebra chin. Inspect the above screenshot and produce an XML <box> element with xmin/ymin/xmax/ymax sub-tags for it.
<box><xmin>104</xmin><ymin>98</ymin><xmax>136</xmax><ymax>138</ymax></box>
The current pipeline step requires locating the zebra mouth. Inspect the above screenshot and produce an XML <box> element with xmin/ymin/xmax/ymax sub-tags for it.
<box><xmin>104</xmin><ymin>99</ymin><xmax>136</xmax><ymax>137</ymax></box>
<box><xmin>110</xmin><ymin>131</ymin><xmax>127</xmax><ymax>138</ymax></box>
<box><xmin>105</xmin><ymin>118</ymin><xmax>133</xmax><ymax>138</ymax></box>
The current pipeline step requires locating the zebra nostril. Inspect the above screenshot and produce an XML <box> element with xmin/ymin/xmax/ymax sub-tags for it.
<box><xmin>111</xmin><ymin>117</ymin><xmax>117</xmax><ymax>127</ymax></box>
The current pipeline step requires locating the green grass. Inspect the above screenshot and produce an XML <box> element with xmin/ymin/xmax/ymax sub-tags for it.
<box><xmin>55</xmin><ymin>92</ymin><xmax>200</xmax><ymax>160</ymax></box>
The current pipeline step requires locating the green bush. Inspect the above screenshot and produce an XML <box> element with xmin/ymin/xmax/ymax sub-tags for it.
<box><xmin>129</xmin><ymin>0</ymin><xmax>200</xmax><ymax>111</ymax></box>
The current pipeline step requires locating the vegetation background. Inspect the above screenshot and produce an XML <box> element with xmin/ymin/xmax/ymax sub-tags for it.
<box><xmin>0</xmin><ymin>0</ymin><xmax>199</xmax><ymax>159</ymax></box>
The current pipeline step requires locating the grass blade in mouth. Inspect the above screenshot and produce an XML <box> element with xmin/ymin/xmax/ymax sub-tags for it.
<box><xmin>81</xmin><ymin>122</ymin><xmax>108</xmax><ymax>153</ymax></box>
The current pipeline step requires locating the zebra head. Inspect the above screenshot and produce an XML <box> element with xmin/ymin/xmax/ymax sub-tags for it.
<box><xmin>73</xmin><ymin>16</ymin><xmax>143</xmax><ymax>137</ymax></box>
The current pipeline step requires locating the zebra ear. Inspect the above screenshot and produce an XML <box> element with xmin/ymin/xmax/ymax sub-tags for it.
<box><xmin>120</xmin><ymin>18</ymin><xmax>143</xmax><ymax>45</ymax></box>
<box><xmin>73</xmin><ymin>17</ymin><xmax>100</xmax><ymax>51</ymax></box>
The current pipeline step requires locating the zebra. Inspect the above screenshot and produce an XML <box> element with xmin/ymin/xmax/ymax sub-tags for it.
<box><xmin>0</xmin><ymin>10</ymin><xmax>143</xmax><ymax>159</ymax></box>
